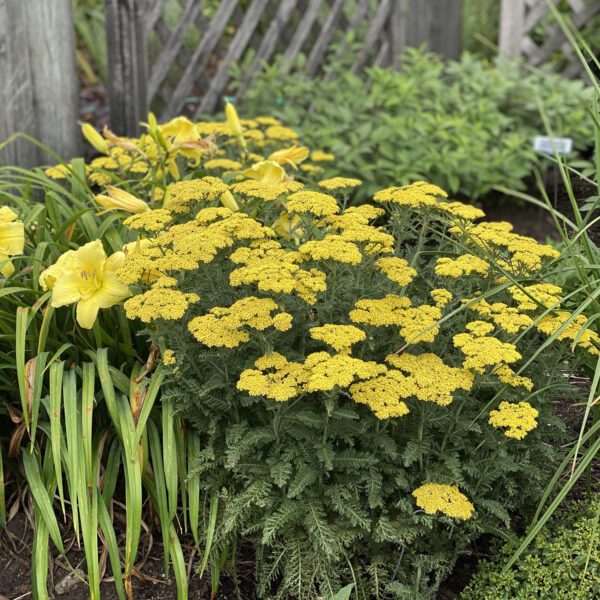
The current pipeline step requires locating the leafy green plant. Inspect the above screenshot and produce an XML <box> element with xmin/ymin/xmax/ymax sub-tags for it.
<box><xmin>460</xmin><ymin>494</ymin><xmax>600</xmax><ymax>599</ymax></box>
<box><xmin>236</xmin><ymin>48</ymin><xmax>592</xmax><ymax>201</ymax></box>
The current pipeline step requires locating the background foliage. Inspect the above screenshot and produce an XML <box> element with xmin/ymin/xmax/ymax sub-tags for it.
<box><xmin>236</xmin><ymin>48</ymin><xmax>592</xmax><ymax>201</ymax></box>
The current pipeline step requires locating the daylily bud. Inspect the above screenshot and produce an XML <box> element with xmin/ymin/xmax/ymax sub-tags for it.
<box><xmin>225</xmin><ymin>102</ymin><xmax>243</xmax><ymax>138</ymax></box>
<box><xmin>95</xmin><ymin>186</ymin><xmax>150</xmax><ymax>214</ymax></box>
<box><xmin>220</xmin><ymin>190</ymin><xmax>239</xmax><ymax>212</ymax></box>
<box><xmin>81</xmin><ymin>123</ymin><xmax>109</xmax><ymax>154</ymax></box>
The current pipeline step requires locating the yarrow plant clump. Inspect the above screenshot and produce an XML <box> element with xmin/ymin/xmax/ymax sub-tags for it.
<box><xmin>37</xmin><ymin>104</ymin><xmax>596</xmax><ymax>598</ymax></box>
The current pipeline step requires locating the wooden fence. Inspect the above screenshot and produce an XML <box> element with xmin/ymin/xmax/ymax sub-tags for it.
<box><xmin>0</xmin><ymin>0</ymin><xmax>80</xmax><ymax>168</ymax></box>
<box><xmin>106</xmin><ymin>0</ymin><xmax>463</xmax><ymax>135</ymax></box>
<box><xmin>1</xmin><ymin>0</ymin><xmax>597</xmax><ymax>167</ymax></box>
<box><xmin>499</xmin><ymin>0</ymin><xmax>600</xmax><ymax>79</ymax></box>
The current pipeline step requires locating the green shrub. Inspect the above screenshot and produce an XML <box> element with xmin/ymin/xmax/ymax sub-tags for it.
<box><xmin>461</xmin><ymin>494</ymin><xmax>600</xmax><ymax>599</ymax></box>
<box><xmin>236</xmin><ymin>49</ymin><xmax>592</xmax><ymax>201</ymax></box>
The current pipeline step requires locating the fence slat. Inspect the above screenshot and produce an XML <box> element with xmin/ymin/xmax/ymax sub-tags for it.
<box><xmin>306</xmin><ymin>0</ymin><xmax>347</xmax><ymax>76</ymax></box>
<box><xmin>164</xmin><ymin>0</ymin><xmax>239</xmax><ymax>118</ymax></box>
<box><xmin>241</xmin><ymin>0</ymin><xmax>299</xmax><ymax>93</ymax></box>
<box><xmin>281</xmin><ymin>0</ymin><xmax>324</xmax><ymax>74</ymax></box>
<box><xmin>498</xmin><ymin>0</ymin><xmax>525</xmax><ymax>59</ymax></box>
<box><xmin>351</xmin><ymin>0</ymin><xmax>392</xmax><ymax>73</ymax></box>
<box><xmin>0</xmin><ymin>0</ymin><xmax>38</xmax><ymax>167</ymax></box>
<box><xmin>148</xmin><ymin>0</ymin><xmax>204</xmax><ymax>99</ymax></box>
<box><xmin>0</xmin><ymin>0</ymin><xmax>79</xmax><ymax>167</ymax></box>
<box><xmin>195</xmin><ymin>0</ymin><xmax>270</xmax><ymax>116</ymax></box>
<box><xmin>105</xmin><ymin>0</ymin><xmax>148</xmax><ymax>135</ymax></box>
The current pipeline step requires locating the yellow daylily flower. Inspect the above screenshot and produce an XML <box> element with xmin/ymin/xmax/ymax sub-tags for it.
<box><xmin>242</xmin><ymin>161</ymin><xmax>286</xmax><ymax>185</ymax></box>
<box><xmin>81</xmin><ymin>123</ymin><xmax>109</xmax><ymax>155</ymax></box>
<box><xmin>268</xmin><ymin>146</ymin><xmax>309</xmax><ymax>169</ymax></box>
<box><xmin>0</xmin><ymin>206</ymin><xmax>24</xmax><ymax>277</ymax></box>
<box><xmin>41</xmin><ymin>240</ymin><xmax>130</xmax><ymax>329</ymax></box>
<box><xmin>95</xmin><ymin>186</ymin><xmax>150</xmax><ymax>214</ymax></box>
<box><xmin>225</xmin><ymin>103</ymin><xmax>243</xmax><ymax>138</ymax></box>
<box><xmin>220</xmin><ymin>190</ymin><xmax>239</xmax><ymax>212</ymax></box>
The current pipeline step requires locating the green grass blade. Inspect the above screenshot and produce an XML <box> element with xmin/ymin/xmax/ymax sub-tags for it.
<box><xmin>162</xmin><ymin>398</ymin><xmax>178</xmax><ymax>519</ymax></box>
<box><xmin>98</xmin><ymin>496</ymin><xmax>126</xmax><ymax>600</ymax></box>
<box><xmin>29</xmin><ymin>352</ymin><xmax>50</xmax><ymax>448</ymax></box>
<box><xmin>147</xmin><ymin>419</ymin><xmax>172</xmax><ymax>576</ymax></box>
<box><xmin>82</xmin><ymin>362</ymin><xmax>96</xmax><ymax>483</ymax></box>
<box><xmin>16</xmin><ymin>307</ymin><xmax>29</xmax><ymax>430</ymax></box>
<box><xmin>133</xmin><ymin>370</ymin><xmax>164</xmax><ymax>447</ymax></box>
<box><xmin>169</xmin><ymin>525</ymin><xmax>189</xmax><ymax>600</ymax></box>
<box><xmin>48</xmin><ymin>361</ymin><xmax>65</xmax><ymax>514</ymax></box>
<box><xmin>31</xmin><ymin>500</ymin><xmax>51</xmax><ymax>600</ymax></box>
<box><xmin>199</xmin><ymin>491</ymin><xmax>219</xmax><ymax>579</ymax></box>
<box><xmin>62</xmin><ymin>368</ymin><xmax>80</xmax><ymax>544</ymax></box>
<box><xmin>188</xmin><ymin>431</ymin><xmax>201</xmax><ymax>546</ymax></box>
<box><xmin>21</xmin><ymin>451</ymin><xmax>65</xmax><ymax>554</ymax></box>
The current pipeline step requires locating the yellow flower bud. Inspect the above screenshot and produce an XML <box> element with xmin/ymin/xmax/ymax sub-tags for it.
<box><xmin>220</xmin><ymin>190</ymin><xmax>239</xmax><ymax>212</ymax></box>
<box><xmin>81</xmin><ymin>123</ymin><xmax>109</xmax><ymax>154</ymax></box>
<box><xmin>225</xmin><ymin>102</ymin><xmax>243</xmax><ymax>138</ymax></box>
<box><xmin>95</xmin><ymin>186</ymin><xmax>150</xmax><ymax>214</ymax></box>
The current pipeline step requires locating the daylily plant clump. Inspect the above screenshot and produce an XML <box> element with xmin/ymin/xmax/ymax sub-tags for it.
<box><xmin>33</xmin><ymin>105</ymin><xmax>597</xmax><ymax>597</ymax></box>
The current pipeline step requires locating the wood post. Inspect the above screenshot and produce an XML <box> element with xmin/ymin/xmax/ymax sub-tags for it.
<box><xmin>498</xmin><ymin>0</ymin><xmax>525</xmax><ymax>59</ymax></box>
<box><xmin>0</xmin><ymin>0</ymin><xmax>80</xmax><ymax>167</ymax></box>
<box><xmin>105</xmin><ymin>0</ymin><xmax>148</xmax><ymax>135</ymax></box>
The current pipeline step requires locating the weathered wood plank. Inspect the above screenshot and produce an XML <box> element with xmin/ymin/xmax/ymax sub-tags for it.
<box><xmin>499</xmin><ymin>0</ymin><xmax>525</xmax><ymax>59</ymax></box>
<box><xmin>526</xmin><ymin>4</ymin><xmax>599</xmax><ymax>65</ymax></box>
<box><xmin>195</xmin><ymin>0</ymin><xmax>270</xmax><ymax>116</ymax></box>
<box><xmin>351</xmin><ymin>0</ymin><xmax>392</xmax><ymax>73</ymax></box>
<box><xmin>148</xmin><ymin>0</ymin><xmax>204</xmax><ymax>100</ymax></box>
<box><xmin>105</xmin><ymin>0</ymin><xmax>148</xmax><ymax>135</ymax></box>
<box><xmin>165</xmin><ymin>0</ymin><xmax>239</xmax><ymax>118</ymax></box>
<box><xmin>0</xmin><ymin>0</ymin><xmax>79</xmax><ymax>167</ymax></box>
<box><xmin>388</xmin><ymin>0</ymin><xmax>408</xmax><ymax>69</ymax></box>
<box><xmin>281</xmin><ymin>0</ymin><xmax>324</xmax><ymax>73</ymax></box>
<box><xmin>306</xmin><ymin>0</ymin><xmax>346</xmax><ymax>76</ymax></box>
<box><xmin>240</xmin><ymin>0</ymin><xmax>299</xmax><ymax>93</ymax></box>
<box><xmin>0</xmin><ymin>0</ymin><xmax>38</xmax><ymax>167</ymax></box>
<box><xmin>25</xmin><ymin>0</ymin><xmax>80</xmax><ymax>161</ymax></box>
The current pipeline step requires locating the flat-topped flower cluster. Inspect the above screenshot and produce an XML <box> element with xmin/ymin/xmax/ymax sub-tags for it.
<box><xmin>36</xmin><ymin>105</ymin><xmax>596</xmax><ymax>595</ymax></box>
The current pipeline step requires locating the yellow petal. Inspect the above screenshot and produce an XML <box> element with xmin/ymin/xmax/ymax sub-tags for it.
<box><xmin>0</xmin><ymin>206</ymin><xmax>18</xmax><ymax>224</ymax></box>
<box><xmin>76</xmin><ymin>298</ymin><xmax>100</xmax><ymax>329</ymax></box>
<box><xmin>0</xmin><ymin>254</ymin><xmax>15</xmax><ymax>277</ymax></box>
<box><xmin>93</xmin><ymin>273</ymin><xmax>130</xmax><ymax>309</ymax></box>
<box><xmin>242</xmin><ymin>161</ymin><xmax>286</xmax><ymax>185</ymax></box>
<box><xmin>268</xmin><ymin>146</ymin><xmax>309</xmax><ymax>169</ymax></box>
<box><xmin>51</xmin><ymin>270</ymin><xmax>85</xmax><ymax>307</ymax></box>
<box><xmin>0</xmin><ymin>222</ymin><xmax>24</xmax><ymax>254</ymax></box>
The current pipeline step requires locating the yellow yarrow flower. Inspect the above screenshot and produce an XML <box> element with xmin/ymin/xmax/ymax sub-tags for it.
<box><xmin>489</xmin><ymin>401</ymin><xmax>538</xmax><ymax>439</ymax></box>
<box><xmin>124</xmin><ymin>209</ymin><xmax>173</xmax><ymax>233</ymax></box>
<box><xmin>350</xmin><ymin>369</ymin><xmax>411</xmax><ymax>419</ymax></box>
<box><xmin>310</xmin><ymin>150</ymin><xmax>335</xmax><ymax>162</ymax></box>
<box><xmin>124</xmin><ymin>288</ymin><xmax>199</xmax><ymax>323</ymax></box>
<box><xmin>265</xmin><ymin>125</ymin><xmax>299</xmax><ymax>141</ymax></box>
<box><xmin>375</xmin><ymin>257</ymin><xmax>417</xmax><ymax>286</ymax></box>
<box><xmin>309</xmin><ymin>324</ymin><xmax>366</xmax><ymax>353</ymax></box>
<box><xmin>318</xmin><ymin>177</ymin><xmax>362</xmax><ymax>191</ymax></box>
<box><xmin>412</xmin><ymin>483</ymin><xmax>474</xmax><ymax>520</ymax></box>
<box><xmin>286</xmin><ymin>190</ymin><xmax>340</xmax><ymax>217</ymax></box>
<box><xmin>204</xmin><ymin>158</ymin><xmax>242</xmax><ymax>171</ymax></box>
<box><xmin>374</xmin><ymin>181</ymin><xmax>447</xmax><ymax>208</ymax></box>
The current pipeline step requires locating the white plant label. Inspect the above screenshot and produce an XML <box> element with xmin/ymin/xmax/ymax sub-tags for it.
<box><xmin>533</xmin><ymin>136</ymin><xmax>573</xmax><ymax>155</ymax></box>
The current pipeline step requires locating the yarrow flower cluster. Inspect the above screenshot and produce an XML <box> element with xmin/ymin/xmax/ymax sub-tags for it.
<box><xmin>38</xmin><ymin>105</ymin><xmax>597</xmax><ymax>548</ymax></box>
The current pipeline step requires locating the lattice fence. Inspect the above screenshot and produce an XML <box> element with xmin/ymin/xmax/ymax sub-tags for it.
<box><xmin>105</xmin><ymin>0</ymin><xmax>462</xmax><ymax>135</ymax></box>
<box><xmin>499</xmin><ymin>0</ymin><xmax>600</xmax><ymax>79</ymax></box>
